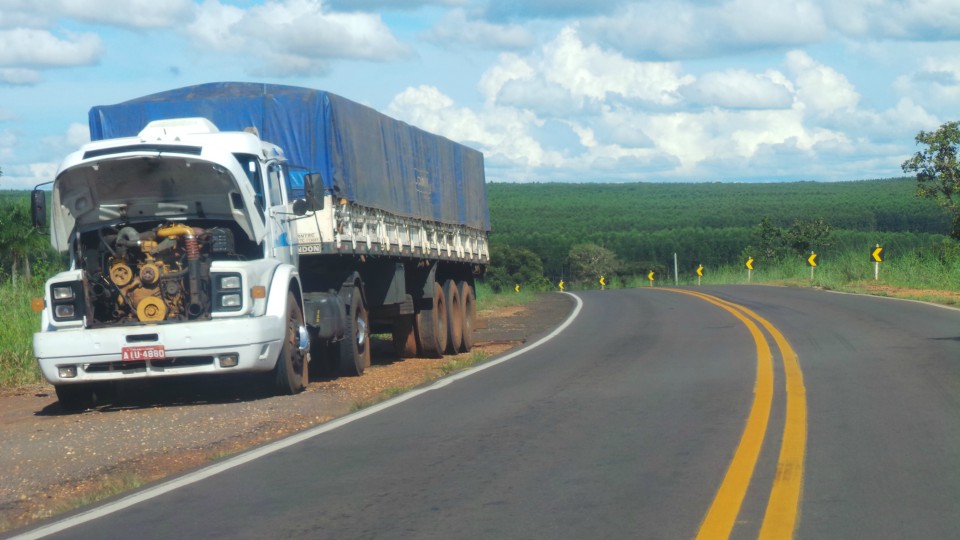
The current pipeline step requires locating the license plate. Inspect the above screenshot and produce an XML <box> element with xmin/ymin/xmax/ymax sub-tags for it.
<box><xmin>121</xmin><ymin>345</ymin><xmax>166</xmax><ymax>361</ymax></box>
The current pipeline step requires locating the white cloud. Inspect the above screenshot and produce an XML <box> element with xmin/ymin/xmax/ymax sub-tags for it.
<box><xmin>387</xmin><ymin>85</ymin><xmax>563</xmax><ymax>172</ymax></box>
<box><xmin>58</xmin><ymin>0</ymin><xmax>197</xmax><ymax>29</ymax></box>
<box><xmin>185</xmin><ymin>0</ymin><xmax>412</xmax><ymax>76</ymax></box>
<box><xmin>893</xmin><ymin>55</ymin><xmax>960</xmax><ymax>119</ymax></box>
<box><xmin>0</xmin><ymin>67</ymin><xmax>40</xmax><ymax>85</ymax></box>
<box><xmin>0</xmin><ymin>123</ymin><xmax>89</xmax><ymax>189</ymax></box>
<box><xmin>422</xmin><ymin>9</ymin><xmax>534</xmax><ymax>50</ymax></box>
<box><xmin>681</xmin><ymin>69</ymin><xmax>794</xmax><ymax>109</ymax></box>
<box><xmin>327</xmin><ymin>0</ymin><xmax>466</xmax><ymax>10</ymax></box>
<box><xmin>482</xmin><ymin>26</ymin><xmax>693</xmax><ymax>115</ymax></box>
<box><xmin>0</xmin><ymin>28</ymin><xmax>103</xmax><ymax>67</ymax></box>
<box><xmin>825</xmin><ymin>0</ymin><xmax>960</xmax><ymax>40</ymax></box>
<box><xmin>786</xmin><ymin>50</ymin><xmax>859</xmax><ymax>116</ymax></box>
<box><xmin>582</xmin><ymin>0</ymin><xmax>827</xmax><ymax>60</ymax></box>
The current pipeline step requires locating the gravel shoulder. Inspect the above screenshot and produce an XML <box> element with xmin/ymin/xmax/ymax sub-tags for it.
<box><xmin>0</xmin><ymin>292</ymin><xmax>574</xmax><ymax>534</ymax></box>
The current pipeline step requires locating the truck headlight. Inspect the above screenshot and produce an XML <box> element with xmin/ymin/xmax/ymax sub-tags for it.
<box><xmin>53</xmin><ymin>286</ymin><xmax>76</xmax><ymax>300</ymax></box>
<box><xmin>219</xmin><ymin>275</ymin><xmax>242</xmax><ymax>290</ymax></box>
<box><xmin>49</xmin><ymin>281</ymin><xmax>84</xmax><ymax>322</ymax></box>
<box><xmin>212</xmin><ymin>272</ymin><xmax>243</xmax><ymax>312</ymax></box>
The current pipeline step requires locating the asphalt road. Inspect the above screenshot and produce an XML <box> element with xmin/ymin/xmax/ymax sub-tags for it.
<box><xmin>13</xmin><ymin>286</ymin><xmax>960</xmax><ymax>539</ymax></box>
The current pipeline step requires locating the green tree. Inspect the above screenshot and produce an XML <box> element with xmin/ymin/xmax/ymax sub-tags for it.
<box><xmin>0</xmin><ymin>200</ymin><xmax>49</xmax><ymax>284</ymax></box>
<box><xmin>785</xmin><ymin>217</ymin><xmax>832</xmax><ymax>255</ymax></box>
<box><xmin>485</xmin><ymin>245</ymin><xmax>551</xmax><ymax>292</ymax></box>
<box><xmin>902</xmin><ymin>120</ymin><xmax>960</xmax><ymax>238</ymax></box>
<box><xmin>567</xmin><ymin>243</ymin><xmax>618</xmax><ymax>284</ymax></box>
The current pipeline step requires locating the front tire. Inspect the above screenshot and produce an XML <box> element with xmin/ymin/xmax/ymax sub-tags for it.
<box><xmin>273</xmin><ymin>292</ymin><xmax>308</xmax><ymax>395</ymax></box>
<box><xmin>55</xmin><ymin>384</ymin><xmax>96</xmax><ymax>412</ymax></box>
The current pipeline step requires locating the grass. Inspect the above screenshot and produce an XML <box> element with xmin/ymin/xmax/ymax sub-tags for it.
<box><xmin>475</xmin><ymin>282</ymin><xmax>539</xmax><ymax>312</ymax></box>
<box><xmin>0</xmin><ymin>282</ymin><xmax>44</xmax><ymax>387</ymax></box>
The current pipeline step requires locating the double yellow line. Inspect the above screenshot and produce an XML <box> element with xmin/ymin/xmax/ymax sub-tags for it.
<box><xmin>666</xmin><ymin>289</ymin><xmax>807</xmax><ymax>539</ymax></box>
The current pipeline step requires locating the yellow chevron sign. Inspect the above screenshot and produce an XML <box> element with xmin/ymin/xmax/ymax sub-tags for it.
<box><xmin>746</xmin><ymin>257</ymin><xmax>754</xmax><ymax>270</ymax></box>
<box><xmin>807</xmin><ymin>252</ymin><xmax>818</xmax><ymax>267</ymax></box>
<box><xmin>697</xmin><ymin>264</ymin><xmax>704</xmax><ymax>277</ymax></box>
<box><xmin>871</xmin><ymin>246</ymin><xmax>884</xmax><ymax>262</ymax></box>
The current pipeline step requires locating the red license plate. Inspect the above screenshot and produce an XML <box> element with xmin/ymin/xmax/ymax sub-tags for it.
<box><xmin>121</xmin><ymin>345</ymin><xmax>166</xmax><ymax>361</ymax></box>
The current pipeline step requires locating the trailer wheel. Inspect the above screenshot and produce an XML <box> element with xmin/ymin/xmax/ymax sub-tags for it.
<box><xmin>55</xmin><ymin>384</ymin><xmax>96</xmax><ymax>412</ymax></box>
<box><xmin>392</xmin><ymin>315</ymin><xmax>418</xmax><ymax>358</ymax></box>
<box><xmin>444</xmin><ymin>279</ymin><xmax>463</xmax><ymax>354</ymax></box>
<box><xmin>339</xmin><ymin>290</ymin><xmax>370</xmax><ymax>376</ymax></box>
<box><xmin>458</xmin><ymin>281</ymin><xmax>476</xmax><ymax>353</ymax></box>
<box><xmin>273</xmin><ymin>292</ymin><xmax>308</xmax><ymax>395</ymax></box>
<box><xmin>416</xmin><ymin>282</ymin><xmax>447</xmax><ymax>358</ymax></box>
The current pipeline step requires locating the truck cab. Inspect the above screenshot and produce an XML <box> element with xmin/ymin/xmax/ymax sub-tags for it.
<box><xmin>32</xmin><ymin>118</ymin><xmax>311</xmax><ymax>410</ymax></box>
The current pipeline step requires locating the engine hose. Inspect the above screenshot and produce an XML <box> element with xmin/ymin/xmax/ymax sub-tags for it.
<box><xmin>158</xmin><ymin>224</ymin><xmax>205</xmax><ymax>317</ymax></box>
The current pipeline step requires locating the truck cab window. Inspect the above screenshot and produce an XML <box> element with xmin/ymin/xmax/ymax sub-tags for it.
<box><xmin>267</xmin><ymin>162</ymin><xmax>285</xmax><ymax>206</ymax></box>
<box><xmin>234</xmin><ymin>153</ymin><xmax>265</xmax><ymax>217</ymax></box>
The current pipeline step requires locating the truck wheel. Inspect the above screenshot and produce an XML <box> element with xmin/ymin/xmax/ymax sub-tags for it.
<box><xmin>416</xmin><ymin>282</ymin><xmax>447</xmax><ymax>358</ymax></box>
<box><xmin>339</xmin><ymin>290</ymin><xmax>370</xmax><ymax>376</ymax></box>
<box><xmin>458</xmin><ymin>281</ymin><xmax>476</xmax><ymax>352</ymax></box>
<box><xmin>392</xmin><ymin>315</ymin><xmax>418</xmax><ymax>358</ymax></box>
<box><xmin>444</xmin><ymin>279</ymin><xmax>463</xmax><ymax>354</ymax></box>
<box><xmin>55</xmin><ymin>384</ymin><xmax>96</xmax><ymax>412</ymax></box>
<box><xmin>273</xmin><ymin>292</ymin><xmax>308</xmax><ymax>395</ymax></box>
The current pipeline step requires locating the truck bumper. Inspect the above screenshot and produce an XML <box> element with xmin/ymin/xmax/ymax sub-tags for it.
<box><xmin>33</xmin><ymin>316</ymin><xmax>285</xmax><ymax>385</ymax></box>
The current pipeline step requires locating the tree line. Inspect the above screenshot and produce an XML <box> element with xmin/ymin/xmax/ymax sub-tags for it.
<box><xmin>485</xmin><ymin>176</ymin><xmax>953</xmax><ymax>291</ymax></box>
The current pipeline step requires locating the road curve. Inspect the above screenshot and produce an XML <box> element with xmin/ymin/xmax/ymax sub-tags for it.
<box><xmin>10</xmin><ymin>286</ymin><xmax>960</xmax><ymax>539</ymax></box>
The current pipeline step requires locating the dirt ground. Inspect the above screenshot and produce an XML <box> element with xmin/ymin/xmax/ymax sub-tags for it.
<box><xmin>0</xmin><ymin>293</ymin><xmax>575</xmax><ymax>534</ymax></box>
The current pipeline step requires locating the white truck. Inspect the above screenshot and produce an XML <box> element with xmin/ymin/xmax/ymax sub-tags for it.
<box><xmin>31</xmin><ymin>83</ymin><xmax>490</xmax><ymax>411</ymax></box>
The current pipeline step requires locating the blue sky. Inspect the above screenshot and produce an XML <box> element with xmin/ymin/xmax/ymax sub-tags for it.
<box><xmin>0</xmin><ymin>0</ymin><xmax>958</xmax><ymax>189</ymax></box>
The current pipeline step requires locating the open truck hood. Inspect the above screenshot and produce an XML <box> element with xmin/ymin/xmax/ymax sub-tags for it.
<box><xmin>50</xmin><ymin>144</ymin><xmax>265</xmax><ymax>252</ymax></box>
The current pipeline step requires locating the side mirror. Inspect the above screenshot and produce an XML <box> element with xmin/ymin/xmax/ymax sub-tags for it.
<box><xmin>304</xmin><ymin>172</ymin><xmax>325</xmax><ymax>211</ymax></box>
<box><xmin>31</xmin><ymin>189</ymin><xmax>47</xmax><ymax>228</ymax></box>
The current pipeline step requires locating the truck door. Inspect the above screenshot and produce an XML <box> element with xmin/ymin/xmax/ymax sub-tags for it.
<box><xmin>265</xmin><ymin>160</ymin><xmax>299</xmax><ymax>266</ymax></box>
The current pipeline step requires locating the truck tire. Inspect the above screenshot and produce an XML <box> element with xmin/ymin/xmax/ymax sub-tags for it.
<box><xmin>273</xmin><ymin>292</ymin><xmax>308</xmax><ymax>395</ymax></box>
<box><xmin>339</xmin><ymin>290</ymin><xmax>370</xmax><ymax>376</ymax></box>
<box><xmin>458</xmin><ymin>281</ymin><xmax>476</xmax><ymax>352</ymax></box>
<box><xmin>443</xmin><ymin>279</ymin><xmax>463</xmax><ymax>354</ymax></box>
<box><xmin>416</xmin><ymin>282</ymin><xmax>447</xmax><ymax>358</ymax></box>
<box><xmin>392</xmin><ymin>315</ymin><xmax>418</xmax><ymax>358</ymax></box>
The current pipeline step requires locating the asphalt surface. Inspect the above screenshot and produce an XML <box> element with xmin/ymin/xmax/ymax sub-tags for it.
<box><xmin>12</xmin><ymin>286</ymin><xmax>960</xmax><ymax>539</ymax></box>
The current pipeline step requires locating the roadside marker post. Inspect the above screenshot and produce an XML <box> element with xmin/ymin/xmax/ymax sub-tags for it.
<box><xmin>647</xmin><ymin>271</ymin><xmax>655</xmax><ymax>287</ymax></box>
<box><xmin>697</xmin><ymin>264</ymin><xmax>704</xmax><ymax>286</ymax></box>
<box><xmin>871</xmin><ymin>244</ymin><xmax>884</xmax><ymax>280</ymax></box>
<box><xmin>746</xmin><ymin>257</ymin><xmax>754</xmax><ymax>283</ymax></box>
<box><xmin>807</xmin><ymin>251</ymin><xmax>818</xmax><ymax>280</ymax></box>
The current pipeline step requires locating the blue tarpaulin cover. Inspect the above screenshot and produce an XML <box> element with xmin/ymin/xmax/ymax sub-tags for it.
<box><xmin>88</xmin><ymin>82</ymin><xmax>490</xmax><ymax>231</ymax></box>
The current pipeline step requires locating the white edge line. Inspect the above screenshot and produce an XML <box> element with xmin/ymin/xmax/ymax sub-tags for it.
<box><xmin>12</xmin><ymin>292</ymin><xmax>584</xmax><ymax>540</ymax></box>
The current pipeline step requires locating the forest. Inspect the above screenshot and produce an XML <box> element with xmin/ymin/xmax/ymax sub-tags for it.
<box><xmin>485</xmin><ymin>177</ymin><xmax>951</xmax><ymax>289</ymax></box>
<box><xmin>0</xmin><ymin>177</ymin><xmax>952</xmax><ymax>292</ymax></box>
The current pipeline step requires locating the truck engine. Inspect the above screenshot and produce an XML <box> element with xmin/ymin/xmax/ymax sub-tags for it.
<box><xmin>78</xmin><ymin>222</ymin><xmax>238</xmax><ymax>327</ymax></box>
